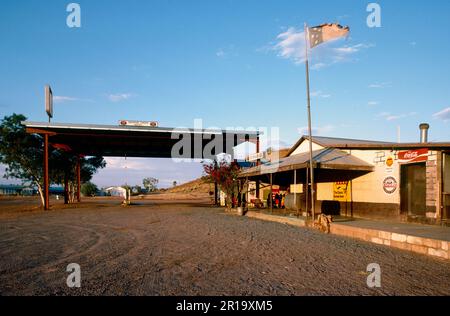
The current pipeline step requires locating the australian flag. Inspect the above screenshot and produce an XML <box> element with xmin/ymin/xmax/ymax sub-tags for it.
<box><xmin>308</xmin><ymin>23</ymin><xmax>350</xmax><ymax>48</ymax></box>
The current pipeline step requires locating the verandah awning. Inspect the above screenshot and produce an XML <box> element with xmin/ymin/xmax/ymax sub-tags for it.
<box><xmin>238</xmin><ymin>148</ymin><xmax>374</xmax><ymax>185</ymax></box>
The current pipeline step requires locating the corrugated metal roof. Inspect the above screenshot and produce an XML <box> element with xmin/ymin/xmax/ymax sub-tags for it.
<box><xmin>287</xmin><ymin>135</ymin><xmax>450</xmax><ymax>156</ymax></box>
<box><xmin>310</xmin><ymin>136</ymin><xmax>393</xmax><ymax>146</ymax></box>
<box><xmin>23</xmin><ymin>121</ymin><xmax>260</xmax><ymax>136</ymax></box>
<box><xmin>239</xmin><ymin>148</ymin><xmax>374</xmax><ymax>178</ymax></box>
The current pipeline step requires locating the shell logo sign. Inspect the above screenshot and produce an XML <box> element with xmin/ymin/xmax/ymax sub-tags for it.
<box><xmin>398</xmin><ymin>148</ymin><xmax>428</xmax><ymax>163</ymax></box>
<box><xmin>385</xmin><ymin>156</ymin><xmax>394</xmax><ymax>167</ymax></box>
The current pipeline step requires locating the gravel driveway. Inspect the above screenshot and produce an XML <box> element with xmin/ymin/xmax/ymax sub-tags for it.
<box><xmin>1</xmin><ymin>198</ymin><xmax>449</xmax><ymax>295</ymax></box>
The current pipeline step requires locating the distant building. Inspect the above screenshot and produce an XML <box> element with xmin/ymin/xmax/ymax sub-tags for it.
<box><xmin>49</xmin><ymin>187</ymin><xmax>64</xmax><ymax>195</ymax></box>
<box><xmin>104</xmin><ymin>186</ymin><xmax>127</xmax><ymax>198</ymax></box>
<box><xmin>0</xmin><ymin>185</ymin><xmax>36</xmax><ymax>196</ymax></box>
<box><xmin>0</xmin><ymin>185</ymin><xmax>67</xmax><ymax>196</ymax></box>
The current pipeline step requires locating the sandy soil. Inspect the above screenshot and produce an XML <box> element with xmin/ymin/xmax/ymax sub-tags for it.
<box><xmin>0</xmin><ymin>196</ymin><xmax>449</xmax><ymax>296</ymax></box>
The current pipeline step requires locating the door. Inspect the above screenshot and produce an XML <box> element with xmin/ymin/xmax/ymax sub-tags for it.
<box><xmin>401</xmin><ymin>162</ymin><xmax>426</xmax><ymax>216</ymax></box>
<box><xmin>443</xmin><ymin>153</ymin><xmax>450</xmax><ymax>220</ymax></box>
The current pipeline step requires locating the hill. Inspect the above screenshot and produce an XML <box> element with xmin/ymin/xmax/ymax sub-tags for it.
<box><xmin>164</xmin><ymin>177</ymin><xmax>212</xmax><ymax>194</ymax></box>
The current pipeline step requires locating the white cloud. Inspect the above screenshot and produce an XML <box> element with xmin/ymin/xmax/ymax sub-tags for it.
<box><xmin>108</xmin><ymin>93</ymin><xmax>134</xmax><ymax>102</ymax></box>
<box><xmin>264</xmin><ymin>138</ymin><xmax>291</xmax><ymax>151</ymax></box>
<box><xmin>333</xmin><ymin>46</ymin><xmax>358</xmax><ymax>54</ymax></box>
<box><xmin>215</xmin><ymin>45</ymin><xmax>238</xmax><ymax>59</ymax></box>
<box><xmin>369</xmin><ymin>82</ymin><xmax>392</xmax><ymax>89</ymax></box>
<box><xmin>103</xmin><ymin>157</ymin><xmax>158</xmax><ymax>171</ymax></box>
<box><xmin>378</xmin><ymin>111</ymin><xmax>417</xmax><ymax>121</ymax></box>
<box><xmin>53</xmin><ymin>96</ymin><xmax>94</xmax><ymax>104</ymax></box>
<box><xmin>273</xmin><ymin>27</ymin><xmax>307</xmax><ymax>64</ymax></box>
<box><xmin>311</xmin><ymin>90</ymin><xmax>331</xmax><ymax>98</ymax></box>
<box><xmin>368</xmin><ymin>101</ymin><xmax>379</xmax><ymax>106</ymax></box>
<box><xmin>53</xmin><ymin>96</ymin><xmax>79</xmax><ymax>103</ymax></box>
<box><xmin>216</xmin><ymin>49</ymin><xmax>225</xmax><ymax>58</ymax></box>
<box><xmin>334</xmin><ymin>43</ymin><xmax>374</xmax><ymax>54</ymax></box>
<box><xmin>272</xmin><ymin>27</ymin><xmax>373</xmax><ymax>69</ymax></box>
<box><xmin>433</xmin><ymin>107</ymin><xmax>450</xmax><ymax>122</ymax></box>
<box><xmin>310</xmin><ymin>62</ymin><xmax>327</xmax><ymax>70</ymax></box>
<box><xmin>297</xmin><ymin>125</ymin><xmax>335</xmax><ymax>136</ymax></box>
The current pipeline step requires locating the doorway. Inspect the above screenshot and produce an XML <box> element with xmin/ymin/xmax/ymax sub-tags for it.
<box><xmin>400</xmin><ymin>162</ymin><xmax>426</xmax><ymax>216</ymax></box>
<box><xmin>443</xmin><ymin>153</ymin><xmax>450</xmax><ymax>220</ymax></box>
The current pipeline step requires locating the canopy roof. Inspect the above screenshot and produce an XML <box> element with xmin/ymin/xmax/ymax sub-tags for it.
<box><xmin>23</xmin><ymin>121</ymin><xmax>260</xmax><ymax>159</ymax></box>
<box><xmin>239</xmin><ymin>148</ymin><xmax>374</xmax><ymax>185</ymax></box>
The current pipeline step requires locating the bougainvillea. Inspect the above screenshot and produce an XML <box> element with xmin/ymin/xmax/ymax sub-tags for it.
<box><xmin>203</xmin><ymin>160</ymin><xmax>241</xmax><ymax>208</ymax></box>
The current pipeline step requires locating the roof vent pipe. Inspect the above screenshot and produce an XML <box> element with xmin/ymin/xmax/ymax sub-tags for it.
<box><xmin>419</xmin><ymin>123</ymin><xmax>429</xmax><ymax>143</ymax></box>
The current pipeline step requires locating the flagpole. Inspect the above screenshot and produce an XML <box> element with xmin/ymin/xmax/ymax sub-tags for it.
<box><xmin>304</xmin><ymin>23</ymin><xmax>315</xmax><ymax>222</ymax></box>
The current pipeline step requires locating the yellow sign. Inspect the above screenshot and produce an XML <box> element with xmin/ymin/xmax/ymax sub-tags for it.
<box><xmin>290</xmin><ymin>184</ymin><xmax>303</xmax><ymax>193</ymax></box>
<box><xmin>386</xmin><ymin>156</ymin><xmax>394</xmax><ymax>167</ymax></box>
<box><xmin>333</xmin><ymin>181</ymin><xmax>351</xmax><ymax>202</ymax></box>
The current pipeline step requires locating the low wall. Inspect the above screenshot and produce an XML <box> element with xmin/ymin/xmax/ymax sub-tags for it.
<box><xmin>244</xmin><ymin>211</ymin><xmax>449</xmax><ymax>260</ymax></box>
<box><xmin>318</xmin><ymin>200</ymin><xmax>401</xmax><ymax>221</ymax></box>
<box><xmin>246</xmin><ymin>211</ymin><xmax>306</xmax><ymax>228</ymax></box>
<box><xmin>330</xmin><ymin>223</ymin><xmax>449</xmax><ymax>260</ymax></box>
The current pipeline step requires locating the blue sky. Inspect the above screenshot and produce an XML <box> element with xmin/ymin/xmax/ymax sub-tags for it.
<box><xmin>1</xmin><ymin>0</ymin><xmax>450</xmax><ymax>188</ymax></box>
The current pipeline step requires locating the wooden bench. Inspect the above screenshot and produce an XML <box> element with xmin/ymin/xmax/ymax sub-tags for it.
<box><xmin>251</xmin><ymin>198</ymin><xmax>264</xmax><ymax>208</ymax></box>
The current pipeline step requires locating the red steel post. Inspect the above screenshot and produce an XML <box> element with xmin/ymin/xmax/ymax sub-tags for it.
<box><xmin>76</xmin><ymin>156</ymin><xmax>81</xmax><ymax>202</ymax></box>
<box><xmin>44</xmin><ymin>134</ymin><xmax>49</xmax><ymax>210</ymax></box>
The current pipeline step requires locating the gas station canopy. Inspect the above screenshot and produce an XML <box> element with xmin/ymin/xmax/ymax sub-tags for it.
<box><xmin>23</xmin><ymin>121</ymin><xmax>260</xmax><ymax>159</ymax></box>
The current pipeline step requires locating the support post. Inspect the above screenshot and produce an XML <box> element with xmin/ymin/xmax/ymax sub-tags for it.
<box><xmin>294</xmin><ymin>169</ymin><xmax>297</xmax><ymax>213</ymax></box>
<box><xmin>270</xmin><ymin>173</ymin><xmax>273</xmax><ymax>213</ymax></box>
<box><xmin>256</xmin><ymin>135</ymin><xmax>260</xmax><ymax>200</ymax></box>
<box><xmin>246</xmin><ymin>176</ymin><xmax>249</xmax><ymax>211</ymax></box>
<box><xmin>305</xmin><ymin>167</ymin><xmax>309</xmax><ymax>217</ymax></box>
<box><xmin>304</xmin><ymin>23</ymin><xmax>315</xmax><ymax>221</ymax></box>
<box><xmin>76</xmin><ymin>156</ymin><xmax>81</xmax><ymax>202</ymax></box>
<box><xmin>255</xmin><ymin>180</ymin><xmax>260</xmax><ymax>200</ymax></box>
<box><xmin>350</xmin><ymin>179</ymin><xmax>354</xmax><ymax>218</ymax></box>
<box><xmin>214</xmin><ymin>181</ymin><xmax>218</xmax><ymax>206</ymax></box>
<box><xmin>43</xmin><ymin>134</ymin><xmax>49</xmax><ymax>210</ymax></box>
<box><xmin>64</xmin><ymin>171</ymin><xmax>69</xmax><ymax>204</ymax></box>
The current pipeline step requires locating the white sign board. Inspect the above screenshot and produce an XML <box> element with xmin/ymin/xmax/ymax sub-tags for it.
<box><xmin>119</xmin><ymin>120</ymin><xmax>158</xmax><ymax>127</ymax></box>
<box><xmin>248</xmin><ymin>152</ymin><xmax>263</xmax><ymax>162</ymax></box>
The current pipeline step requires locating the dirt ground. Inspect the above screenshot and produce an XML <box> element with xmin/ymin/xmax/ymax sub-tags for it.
<box><xmin>0</xmin><ymin>195</ymin><xmax>449</xmax><ymax>296</ymax></box>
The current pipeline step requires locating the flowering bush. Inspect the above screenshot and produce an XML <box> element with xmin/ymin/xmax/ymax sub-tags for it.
<box><xmin>203</xmin><ymin>160</ymin><xmax>241</xmax><ymax>208</ymax></box>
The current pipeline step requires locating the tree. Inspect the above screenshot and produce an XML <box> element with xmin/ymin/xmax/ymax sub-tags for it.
<box><xmin>50</xmin><ymin>150</ymin><xmax>106</xmax><ymax>203</ymax></box>
<box><xmin>172</xmin><ymin>180</ymin><xmax>177</xmax><ymax>187</ymax></box>
<box><xmin>0</xmin><ymin>114</ymin><xmax>45</xmax><ymax>205</ymax></box>
<box><xmin>0</xmin><ymin>113</ymin><xmax>106</xmax><ymax>207</ymax></box>
<box><xmin>81</xmin><ymin>181</ymin><xmax>99</xmax><ymax>197</ymax></box>
<box><xmin>143</xmin><ymin>177</ymin><xmax>158</xmax><ymax>192</ymax></box>
<box><xmin>203</xmin><ymin>159</ymin><xmax>241</xmax><ymax>208</ymax></box>
<box><xmin>131</xmin><ymin>185</ymin><xmax>142</xmax><ymax>196</ymax></box>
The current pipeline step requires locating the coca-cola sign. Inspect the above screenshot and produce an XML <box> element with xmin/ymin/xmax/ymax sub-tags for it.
<box><xmin>398</xmin><ymin>148</ymin><xmax>428</xmax><ymax>163</ymax></box>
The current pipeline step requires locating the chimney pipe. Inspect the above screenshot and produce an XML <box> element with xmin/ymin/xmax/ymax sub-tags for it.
<box><xmin>419</xmin><ymin>123</ymin><xmax>429</xmax><ymax>143</ymax></box>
